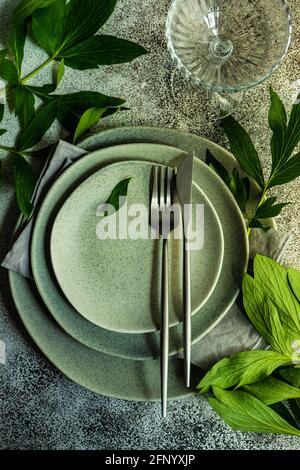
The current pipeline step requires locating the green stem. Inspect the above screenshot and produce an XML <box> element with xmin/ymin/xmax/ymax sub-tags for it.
<box><xmin>247</xmin><ymin>184</ymin><xmax>269</xmax><ymax>236</ymax></box>
<box><xmin>0</xmin><ymin>144</ymin><xmax>22</xmax><ymax>156</ymax></box>
<box><xmin>20</xmin><ymin>56</ymin><xmax>54</xmax><ymax>84</ymax></box>
<box><xmin>0</xmin><ymin>56</ymin><xmax>55</xmax><ymax>98</ymax></box>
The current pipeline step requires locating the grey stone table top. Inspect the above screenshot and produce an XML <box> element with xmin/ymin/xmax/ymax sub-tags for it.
<box><xmin>0</xmin><ymin>0</ymin><xmax>300</xmax><ymax>450</ymax></box>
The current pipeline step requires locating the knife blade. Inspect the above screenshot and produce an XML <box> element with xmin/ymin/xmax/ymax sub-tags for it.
<box><xmin>176</xmin><ymin>153</ymin><xmax>194</xmax><ymax>388</ymax></box>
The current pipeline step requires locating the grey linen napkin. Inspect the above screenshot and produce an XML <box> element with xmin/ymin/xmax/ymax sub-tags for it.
<box><xmin>2</xmin><ymin>140</ymin><xmax>292</xmax><ymax>370</ymax></box>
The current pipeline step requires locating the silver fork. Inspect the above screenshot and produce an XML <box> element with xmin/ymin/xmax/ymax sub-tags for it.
<box><xmin>150</xmin><ymin>166</ymin><xmax>177</xmax><ymax>418</ymax></box>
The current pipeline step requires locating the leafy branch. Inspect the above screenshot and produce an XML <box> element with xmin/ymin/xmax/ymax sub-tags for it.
<box><xmin>0</xmin><ymin>0</ymin><xmax>147</xmax><ymax>216</ymax></box>
<box><xmin>197</xmin><ymin>254</ymin><xmax>300</xmax><ymax>437</ymax></box>
<box><xmin>207</xmin><ymin>87</ymin><xmax>300</xmax><ymax>233</ymax></box>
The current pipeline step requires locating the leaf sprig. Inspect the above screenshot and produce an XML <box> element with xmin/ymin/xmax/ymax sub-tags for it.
<box><xmin>207</xmin><ymin>87</ymin><xmax>300</xmax><ymax>232</ymax></box>
<box><xmin>197</xmin><ymin>254</ymin><xmax>300</xmax><ymax>437</ymax></box>
<box><xmin>0</xmin><ymin>0</ymin><xmax>147</xmax><ymax>216</ymax></box>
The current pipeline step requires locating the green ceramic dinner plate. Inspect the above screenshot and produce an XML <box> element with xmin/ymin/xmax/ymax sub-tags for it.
<box><xmin>50</xmin><ymin>160</ymin><xmax>224</xmax><ymax>333</ymax></box>
<box><xmin>30</xmin><ymin>141</ymin><xmax>247</xmax><ymax>360</ymax></box>
<box><xmin>9</xmin><ymin>127</ymin><xmax>249</xmax><ymax>401</ymax></box>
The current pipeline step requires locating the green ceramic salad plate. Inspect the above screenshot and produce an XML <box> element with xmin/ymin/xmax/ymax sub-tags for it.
<box><xmin>9</xmin><ymin>127</ymin><xmax>249</xmax><ymax>400</ymax></box>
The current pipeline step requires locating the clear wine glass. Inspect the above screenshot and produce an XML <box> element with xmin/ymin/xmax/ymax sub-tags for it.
<box><xmin>166</xmin><ymin>0</ymin><xmax>292</xmax><ymax>117</ymax></box>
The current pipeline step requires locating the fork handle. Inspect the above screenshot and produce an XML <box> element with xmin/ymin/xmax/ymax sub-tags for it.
<box><xmin>184</xmin><ymin>237</ymin><xmax>191</xmax><ymax>388</ymax></box>
<box><xmin>161</xmin><ymin>237</ymin><xmax>169</xmax><ymax>418</ymax></box>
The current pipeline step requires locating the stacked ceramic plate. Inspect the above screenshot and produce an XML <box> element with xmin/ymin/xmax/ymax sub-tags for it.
<box><xmin>9</xmin><ymin>127</ymin><xmax>249</xmax><ymax>401</ymax></box>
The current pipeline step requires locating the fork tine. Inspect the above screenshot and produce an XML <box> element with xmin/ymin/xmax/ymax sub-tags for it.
<box><xmin>151</xmin><ymin>166</ymin><xmax>159</xmax><ymax>207</ymax></box>
<box><xmin>166</xmin><ymin>167</ymin><xmax>172</xmax><ymax>207</ymax></box>
<box><xmin>159</xmin><ymin>166</ymin><xmax>166</xmax><ymax>208</ymax></box>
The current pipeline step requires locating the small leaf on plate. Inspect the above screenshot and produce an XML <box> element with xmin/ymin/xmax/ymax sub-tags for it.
<box><xmin>209</xmin><ymin>387</ymin><xmax>300</xmax><ymax>436</ymax></box>
<box><xmin>279</xmin><ymin>368</ymin><xmax>300</xmax><ymax>387</ymax></box>
<box><xmin>0</xmin><ymin>60</ymin><xmax>19</xmax><ymax>83</ymax></box>
<box><xmin>61</xmin><ymin>0</ymin><xmax>117</xmax><ymax>50</ymax></box>
<box><xmin>19</xmin><ymin>100</ymin><xmax>59</xmax><ymax>150</ymax></box>
<box><xmin>13</xmin><ymin>156</ymin><xmax>36</xmax><ymax>217</ymax></box>
<box><xmin>73</xmin><ymin>107</ymin><xmax>107</xmax><ymax>143</ymax></box>
<box><xmin>197</xmin><ymin>350</ymin><xmax>291</xmax><ymax>393</ymax></box>
<box><xmin>222</xmin><ymin>115</ymin><xmax>265</xmax><ymax>189</ymax></box>
<box><xmin>56</xmin><ymin>58</ymin><xmax>65</xmax><ymax>85</ymax></box>
<box><xmin>14</xmin><ymin>85</ymin><xmax>35</xmax><ymax>128</ymax></box>
<box><xmin>96</xmin><ymin>178</ymin><xmax>132</xmax><ymax>217</ymax></box>
<box><xmin>32</xmin><ymin>0</ymin><xmax>67</xmax><ymax>56</ymax></box>
<box><xmin>60</xmin><ymin>35</ymin><xmax>147</xmax><ymax>70</ymax></box>
<box><xmin>288</xmin><ymin>268</ymin><xmax>300</xmax><ymax>303</ymax></box>
<box><xmin>243</xmin><ymin>376</ymin><xmax>300</xmax><ymax>404</ymax></box>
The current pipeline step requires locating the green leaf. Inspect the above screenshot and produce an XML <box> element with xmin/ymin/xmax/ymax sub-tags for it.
<box><xmin>281</xmin><ymin>95</ymin><xmax>300</xmax><ymax>163</ymax></box>
<box><xmin>222</xmin><ymin>115</ymin><xmax>265</xmax><ymax>189</ymax></box>
<box><xmin>209</xmin><ymin>387</ymin><xmax>300</xmax><ymax>436</ymax></box>
<box><xmin>12</xmin><ymin>0</ymin><xmax>57</xmax><ymax>24</ymax></box>
<box><xmin>280</xmin><ymin>368</ymin><xmax>300</xmax><ymax>387</ymax></box>
<box><xmin>60</xmin><ymin>35</ymin><xmax>147</xmax><ymax>70</ymax></box>
<box><xmin>57</xmin><ymin>104</ymin><xmax>79</xmax><ymax>133</ymax></box>
<box><xmin>32</xmin><ymin>0</ymin><xmax>67</xmax><ymax>56</ymax></box>
<box><xmin>0</xmin><ymin>104</ymin><xmax>4</xmax><ymax>123</ymax></box>
<box><xmin>96</xmin><ymin>178</ymin><xmax>132</xmax><ymax>217</ymax></box>
<box><xmin>56</xmin><ymin>59</ymin><xmax>65</xmax><ymax>85</ymax></box>
<box><xmin>14</xmin><ymin>86</ymin><xmax>35</xmax><ymax>128</ymax></box>
<box><xmin>57</xmin><ymin>91</ymin><xmax>125</xmax><ymax>112</ymax></box>
<box><xmin>197</xmin><ymin>350</ymin><xmax>291</xmax><ymax>393</ymax></box>
<box><xmin>254</xmin><ymin>254</ymin><xmax>300</xmax><ymax>334</ymax></box>
<box><xmin>243</xmin><ymin>274</ymin><xmax>293</xmax><ymax>355</ymax></box>
<box><xmin>248</xmin><ymin>218</ymin><xmax>271</xmax><ymax>232</ymax></box>
<box><xmin>269</xmin><ymin>152</ymin><xmax>300</xmax><ymax>187</ymax></box>
<box><xmin>206</xmin><ymin>149</ymin><xmax>231</xmax><ymax>185</ymax></box>
<box><xmin>73</xmin><ymin>107</ymin><xmax>107</xmax><ymax>143</ymax></box>
<box><xmin>61</xmin><ymin>0</ymin><xmax>117</xmax><ymax>50</ymax></box>
<box><xmin>26</xmin><ymin>83</ymin><xmax>57</xmax><ymax>98</ymax></box>
<box><xmin>269</xmin><ymin>86</ymin><xmax>287</xmax><ymax>169</ymax></box>
<box><xmin>243</xmin><ymin>376</ymin><xmax>300</xmax><ymax>404</ymax></box>
<box><xmin>255</xmin><ymin>197</ymin><xmax>289</xmax><ymax>219</ymax></box>
<box><xmin>19</xmin><ymin>100</ymin><xmax>59</xmax><ymax>150</ymax></box>
<box><xmin>270</xmin><ymin>402</ymin><xmax>299</xmax><ymax>427</ymax></box>
<box><xmin>10</xmin><ymin>21</ymin><xmax>27</xmax><ymax>77</ymax></box>
<box><xmin>13</xmin><ymin>156</ymin><xmax>36</xmax><ymax>217</ymax></box>
<box><xmin>0</xmin><ymin>50</ymin><xmax>8</xmax><ymax>62</ymax></box>
<box><xmin>0</xmin><ymin>60</ymin><xmax>19</xmax><ymax>83</ymax></box>
<box><xmin>229</xmin><ymin>169</ymin><xmax>249</xmax><ymax>213</ymax></box>
<box><xmin>288</xmin><ymin>268</ymin><xmax>300</xmax><ymax>303</ymax></box>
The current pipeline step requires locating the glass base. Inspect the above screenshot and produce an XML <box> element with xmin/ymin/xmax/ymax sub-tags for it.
<box><xmin>169</xmin><ymin>67</ymin><xmax>245</xmax><ymax>121</ymax></box>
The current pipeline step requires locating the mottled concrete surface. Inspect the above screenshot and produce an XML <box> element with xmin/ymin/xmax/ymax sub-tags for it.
<box><xmin>0</xmin><ymin>0</ymin><xmax>300</xmax><ymax>450</ymax></box>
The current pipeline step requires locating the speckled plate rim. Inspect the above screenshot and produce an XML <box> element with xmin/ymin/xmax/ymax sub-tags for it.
<box><xmin>49</xmin><ymin>159</ymin><xmax>224</xmax><ymax>334</ymax></box>
<box><xmin>9</xmin><ymin>269</ymin><xmax>199</xmax><ymax>401</ymax></box>
<box><xmin>30</xmin><ymin>140</ymin><xmax>248</xmax><ymax>361</ymax></box>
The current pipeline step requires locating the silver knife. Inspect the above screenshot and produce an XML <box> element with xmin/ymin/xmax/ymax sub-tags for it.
<box><xmin>176</xmin><ymin>153</ymin><xmax>194</xmax><ymax>387</ymax></box>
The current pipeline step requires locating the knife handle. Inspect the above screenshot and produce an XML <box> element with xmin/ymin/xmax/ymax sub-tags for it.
<box><xmin>184</xmin><ymin>237</ymin><xmax>191</xmax><ymax>388</ymax></box>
